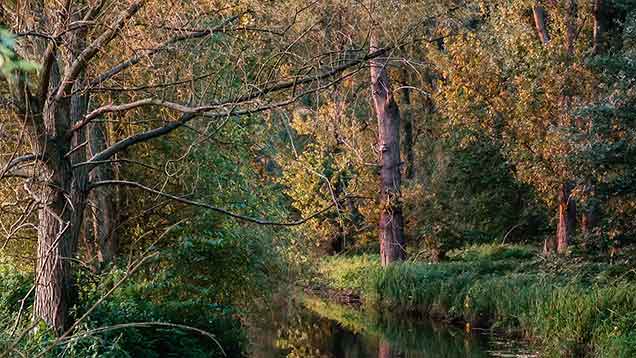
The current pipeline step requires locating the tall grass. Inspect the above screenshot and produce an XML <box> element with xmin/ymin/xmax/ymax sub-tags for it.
<box><xmin>316</xmin><ymin>244</ymin><xmax>636</xmax><ymax>357</ymax></box>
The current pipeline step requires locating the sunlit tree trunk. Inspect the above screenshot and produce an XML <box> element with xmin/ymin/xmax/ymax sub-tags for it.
<box><xmin>370</xmin><ymin>33</ymin><xmax>406</xmax><ymax>266</ymax></box>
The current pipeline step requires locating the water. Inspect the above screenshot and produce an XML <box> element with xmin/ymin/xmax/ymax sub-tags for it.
<box><xmin>248</xmin><ymin>294</ymin><xmax>535</xmax><ymax>358</ymax></box>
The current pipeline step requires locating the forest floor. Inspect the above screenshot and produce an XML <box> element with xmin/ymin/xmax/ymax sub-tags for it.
<box><xmin>309</xmin><ymin>244</ymin><xmax>636</xmax><ymax>357</ymax></box>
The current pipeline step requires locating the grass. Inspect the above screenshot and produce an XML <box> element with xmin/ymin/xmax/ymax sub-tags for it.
<box><xmin>314</xmin><ymin>244</ymin><xmax>636</xmax><ymax>357</ymax></box>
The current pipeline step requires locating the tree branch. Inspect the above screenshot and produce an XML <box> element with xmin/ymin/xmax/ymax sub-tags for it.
<box><xmin>90</xmin><ymin>180</ymin><xmax>336</xmax><ymax>226</ymax></box>
<box><xmin>89</xmin><ymin>14</ymin><xmax>240</xmax><ymax>87</ymax></box>
<box><xmin>54</xmin><ymin>0</ymin><xmax>144</xmax><ymax>101</ymax></box>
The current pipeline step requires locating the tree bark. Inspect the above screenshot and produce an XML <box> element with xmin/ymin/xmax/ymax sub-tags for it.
<box><xmin>370</xmin><ymin>33</ymin><xmax>406</xmax><ymax>266</ymax></box>
<box><xmin>32</xmin><ymin>15</ymin><xmax>91</xmax><ymax>333</ymax></box>
<box><xmin>592</xmin><ymin>0</ymin><xmax>607</xmax><ymax>54</ymax></box>
<box><xmin>400</xmin><ymin>70</ymin><xmax>415</xmax><ymax>180</ymax></box>
<box><xmin>556</xmin><ymin>181</ymin><xmax>576</xmax><ymax>254</ymax></box>
<box><xmin>532</xmin><ymin>5</ymin><xmax>550</xmax><ymax>46</ymax></box>
<box><xmin>88</xmin><ymin>122</ymin><xmax>118</xmax><ymax>264</ymax></box>
<box><xmin>34</xmin><ymin>162</ymin><xmax>87</xmax><ymax>334</ymax></box>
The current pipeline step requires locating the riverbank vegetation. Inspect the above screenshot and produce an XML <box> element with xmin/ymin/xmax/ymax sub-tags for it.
<box><xmin>314</xmin><ymin>245</ymin><xmax>636</xmax><ymax>357</ymax></box>
<box><xmin>1</xmin><ymin>0</ymin><xmax>636</xmax><ymax>357</ymax></box>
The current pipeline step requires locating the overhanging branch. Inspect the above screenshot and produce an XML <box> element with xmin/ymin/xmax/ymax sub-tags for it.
<box><xmin>90</xmin><ymin>180</ymin><xmax>336</xmax><ymax>226</ymax></box>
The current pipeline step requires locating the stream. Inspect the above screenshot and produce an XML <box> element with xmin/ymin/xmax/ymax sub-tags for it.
<box><xmin>248</xmin><ymin>293</ymin><xmax>536</xmax><ymax>358</ymax></box>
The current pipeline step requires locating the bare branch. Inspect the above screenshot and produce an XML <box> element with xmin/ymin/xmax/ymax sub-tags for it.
<box><xmin>89</xmin><ymin>14</ymin><xmax>241</xmax><ymax>87</ymax></box>
<box><xmin>54</xmin><ymin>0</ymin><xmax>145</xmax><ymax>101</ymax></box>
<box><xmin>90</xmin><ymin>180</ymin><xmax>336</xmax><ymax>227</ymax></box>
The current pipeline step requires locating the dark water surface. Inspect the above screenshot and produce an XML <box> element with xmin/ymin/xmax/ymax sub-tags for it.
<box><xmin>248</xmin><ymin>294</ymin><xmax>535</xmax><ymax>358</ymax></box>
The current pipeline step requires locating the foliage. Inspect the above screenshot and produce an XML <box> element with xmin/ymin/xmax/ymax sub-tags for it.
<box><xmin>0</xmin><ymin>29</ymin><xmax>38</xmax><ymax>76</ymax></box>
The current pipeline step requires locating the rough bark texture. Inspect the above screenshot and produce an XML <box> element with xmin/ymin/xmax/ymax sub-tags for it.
<box><xmin>556</xmin><ymin>181</ymin><xmax>576</xmax><ymax>254</ymax></box>
<box><xmin>370</xmin><ymin>34</ymin><xmax>406</xmax><ymax>266</ymax></box>
<box><xmin>28</xmin><ymin>9</ymin><xmax>91</xmax><ymax>334</ymax></box>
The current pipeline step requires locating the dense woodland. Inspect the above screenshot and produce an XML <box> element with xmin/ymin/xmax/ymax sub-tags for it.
<box><xmin>0</xmin><ymin>0</ymin><xmax>635</xmax><ymax>357</ymax></box>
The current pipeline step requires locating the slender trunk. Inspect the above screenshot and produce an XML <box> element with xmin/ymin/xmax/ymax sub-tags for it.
<box><xmin>565</xmin><ymin>0</ymin><xmax>578</xmax><ymax>55</ymax></box>
<box><xmin>370</xmin><ymin>33</ymin><xmax>405</xmax><ymax>266</ymax></box>
<box><xmin>592</xmin><ymin>0</ymin><xmax>607</xmax><ymax>54</ymax></box>
<box><xmin>532</xmin><ymin>5</ymin><xmax>550</xmax><ymax>45</ymax></box>
<box><xmin>556</xmin><ymin>181</ymin><xmax>576</xmax><ymax>254</ymax></box>
<box><xmin>400</xmin><ymin>70</ymin><xmax>415</xmax><ymax>180</ymax></box>
<box><xmin>582</xmin><ymin>196</ymin><xmax>600</xmax><ymax>238</ymax></box>
<box><xmin>88</xmin><ymin>122</ymin><xmax>117</xmax><ymax>264</ymax></box>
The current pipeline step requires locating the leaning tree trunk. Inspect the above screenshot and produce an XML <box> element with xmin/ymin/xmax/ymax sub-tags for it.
<box><xmin>370</xmin><ymin>34</ymin><xmax>406</xmax><ymax>266</ymax></box>
<box><xmin>556</xmin><ymin>181</ymin><xmax>576</xmax><ymax>254</ymax></box>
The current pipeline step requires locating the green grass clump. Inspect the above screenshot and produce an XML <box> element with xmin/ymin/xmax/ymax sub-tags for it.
<box><xmin>315</xmin><ymin>244</ymin><xmax>636</xmax><ymax>357</ymax></box>
<box><xmin>448</xmin><ymin>243</ymin><xmax>535</xmax><ymax>262</ymax></box>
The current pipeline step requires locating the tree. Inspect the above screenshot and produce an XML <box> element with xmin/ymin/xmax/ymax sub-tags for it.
<box><xmin>370</xmin><ymin>32</ymin><xmax>406</xmax><ymax>265</ymax></box>
<box><xmin>0</xmin><ymin>0</ymin><xmax>385</xmax><ymax>335</ymax></box>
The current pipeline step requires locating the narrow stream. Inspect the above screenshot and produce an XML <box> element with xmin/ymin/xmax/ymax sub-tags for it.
<box><xmin>248</xmin><ymin>294</ymin><xmax>535</xmax><ymax>358</ymax></box>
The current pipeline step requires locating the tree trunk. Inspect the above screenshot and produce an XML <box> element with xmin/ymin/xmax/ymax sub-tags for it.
<box><xmin>592</xmin><ymin>0</ymin><xmax>608</xmax><ymax>54</ymax></box>
<box><xmin>370</xmin><ymin>34</ymin><xmax>406</xmax><ymax>266</ymax></box>
<box><xmin>556</xmin><ymin>181</ymin><xmax>576</xmax><ymax>254</ymax></box>
<box><xmin>34</xmin><ymin>147</ymin><xmax>88</xmax><ymax>335</ymax></box>
<box><xmin>581</xmin><ymin>198</ymin><xmax>600</xmax><ymax>238</ymax></box>
<box><xmin>400</xmin><ymin>70</ymin><xmax>415</xmax><ymax>180</ymax></box>
<box><xmin>33</xmin><ymin>27</ymin><xmax>90</xmax><ymax>333</ymax></box>
<box><xmin>88</xmin><ymin>122</ymin><xmax>118</xmax><ymax>264</ymax></box>
<box><xmin>532</xmin><ymin>5</ymin><xmax>550</xmax><ymax>45</ymax></box>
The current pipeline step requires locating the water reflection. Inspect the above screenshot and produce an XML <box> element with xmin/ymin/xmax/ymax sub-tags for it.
<box><xmin>248</xmin><ymin>294</ymin><xmax>533</xmax><ymax>358</ymax></box>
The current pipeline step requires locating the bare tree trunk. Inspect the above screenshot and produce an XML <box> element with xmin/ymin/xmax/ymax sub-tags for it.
<box><xmin>592</xmin><ymin>0</ymin><xmax>607</xmax><ymax>54</ymax></box>
<box><xmin>581</xmin><ymin>186</ymin><xmax>600</xmax><ymax>239</ymax></box>
<box><xmin>565</xmin><ymin>0</ymin><xmax>579</xmax><ymax>55</ymax></box>
<box><xmin>34</xmin><ymin>145</ymin><xmax>88</xmax><ymax>334</ymax></box>
<box><xmin>33</xmin><ymin>21</ymin><xmax>90</xmax><ymax>333</ymax></box>
<box><xmin>400</xmin><ymin>70</ymin><xmax>415</xmax><ymax>180</ymax></box>
<box><xmin>88</xmin><ymin>122</ymin><xmax>118</xmax><ymax>264</ymax></box>
<box><xmin>370</xmin><ymin>34</ymin><xmax>406</xmax><ymax>266</ymax></box>
<box><xmin>556</xmin><ymin>181</ymin><xmax>576</xmax><ymax>254</ymax></box>
<box><xmin>532</xmin><ymin>5</ymin><xmax>550</xmax><ymax>45</ymax></box>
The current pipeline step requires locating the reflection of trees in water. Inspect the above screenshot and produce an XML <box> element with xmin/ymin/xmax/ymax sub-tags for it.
<box><xmin>250</xmin><ymin>294</ymin><xmax>527</xmax><ymax>358</ymax></box>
